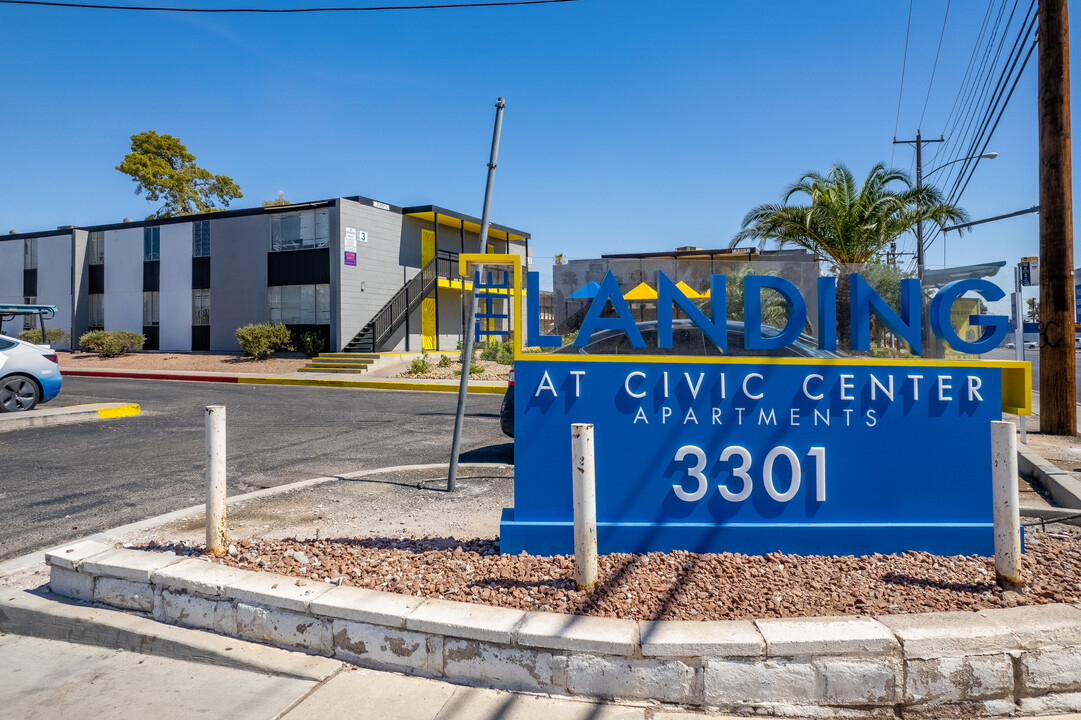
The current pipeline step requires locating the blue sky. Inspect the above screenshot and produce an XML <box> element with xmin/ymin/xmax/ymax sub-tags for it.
<box><xmin>0</xmin><ymin>0</ymin><xmax>1063</xmax><ymax>300</ymax></box>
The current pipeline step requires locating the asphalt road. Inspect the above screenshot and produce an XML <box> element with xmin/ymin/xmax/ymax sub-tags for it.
<box><xmin>1</xmin><ymin>377</ymin><xmax>510</xmax><ymax>560</ymax></box>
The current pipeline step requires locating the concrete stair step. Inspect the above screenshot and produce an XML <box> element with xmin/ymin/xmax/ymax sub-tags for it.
<box><xmin>297</xmin><ymin>367</ymin><xmax>372</xmax><ymax>374</ymax></box>
<box><xmin>302</xmin><ymin>363</ymin><xmax>374</xmax><ymax>370</ymax></box>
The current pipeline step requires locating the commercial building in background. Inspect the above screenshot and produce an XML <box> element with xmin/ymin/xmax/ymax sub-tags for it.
<box><xmin>551</xmin><ymin>246</ymin><xmax>820</xmax><ymax>336</ymax></box>
<box><xmin>0</xmin><ymin>195</ymin><xmax>530</xmax><ymax>353</ymax></box>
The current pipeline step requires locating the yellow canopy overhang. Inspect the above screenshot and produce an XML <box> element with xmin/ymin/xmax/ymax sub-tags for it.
<box><xmin>403</xmin><ymin>205</ymin><xmax>529</xmax><ymax>244</ymax></box>
<box><xmin>624</xmin><ymin>282</ymin><xmax>658</xmax><ymax>300</ymax></box>
<box><xmin>675</xmin><ymin>281</ymin><xmax>701</xmax><ymax>298</ymax></box>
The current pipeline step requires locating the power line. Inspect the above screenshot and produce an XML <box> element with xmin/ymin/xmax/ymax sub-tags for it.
<box><xmin>0</xmin><ymin>0</ymin><xmax>577</xmax><ymax>11</ymax></box>
<box><xmin>918</xmin><ymin>0</ymin><xmax>951</xmax><ymax>129</ymax></box>
<box><xmin>935</xmin><ymin>0</ymin><xmax>994</xmax><ymax>146</ymax></box>
<box><xmin>891</xmin><ymin>0</ymin><xmax>914</xmax><ymax>168</ymax></box>
<box><xmin>929</xmin><ymin>0</ymin><xmax>1009</xmax><ymax>169</ymax></box>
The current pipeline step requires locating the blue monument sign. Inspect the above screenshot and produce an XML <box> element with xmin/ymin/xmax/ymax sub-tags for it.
<box><xmin>459</xmin><ymin>255</ymin><xmax>1030</xmax><ymax>557</ymax></box>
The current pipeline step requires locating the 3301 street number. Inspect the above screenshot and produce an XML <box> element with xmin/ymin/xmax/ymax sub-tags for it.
<box><xmin>672</xmin><ymin>445</ymin><xmax>826</xmax><ymax>503</ymax></box>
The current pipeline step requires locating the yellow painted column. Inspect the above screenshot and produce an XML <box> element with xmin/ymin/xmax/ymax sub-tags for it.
<box><xmin>421</xmin><ymin>229</ymin><xmax>437</xmax><ymax>351</ymax></box>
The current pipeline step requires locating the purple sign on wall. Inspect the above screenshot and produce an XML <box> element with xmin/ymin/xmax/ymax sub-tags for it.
<box><xmin>344</xmin><ymin>251</ymin><xmax>357</xmax><ymax>266</ymax></box>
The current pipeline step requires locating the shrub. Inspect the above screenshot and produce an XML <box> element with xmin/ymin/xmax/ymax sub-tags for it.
<box><xmin>496</xmin><ymin>346</ymin><xmax>514</xmax><ymax>365</ymax></box>
<box><xmin>408</xmin><ymin>354</ymin><xmax>431</xmax><ymax>374</ymax></box>
<box><xmin>480</xmin><ymin>339</ymin><xmax>501</xmax><ymax>361</ymax></box>
<box><xmin>79</xmin><ymin>330</ymin><xmax>145</xmax><ymax>358</ymax></box>
<box><xmin>438</xmin><ymin>354</ymin><xmax>452</xmax><ymax>368</ymax></box>
<box><xmin>453</xmin><ymin>364</ymin><xmax>485</xmax><ymax>377</ymax></box>
<box><xmin>18</xmin><ymin>328</ymin><xmax>70</xmax><ymax>347</ymax></box>
<box><xmin>297</xmin><ymin>331</ymin><xmax>326</xmax><ymax>358</ymax></box>
<box><xmin>481</xmin><ymin>338</ymin><xmax>513</xmax><ymax>362</ymax></box>
<box><xmin>235</xmin><ymin>323</ymin><xmax>293</xmax><ymax>359</ymax></box>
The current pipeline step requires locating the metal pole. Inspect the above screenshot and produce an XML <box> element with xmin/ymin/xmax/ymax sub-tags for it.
<box><xmin>572</xmin><ymin>423</ymin><xmax>599</xmax><ymax>593</ymax></box>
<box><xmin>448</xmin><ymin>97</ymin><xmax>505</xmax><ymax>492</ymax></box>
<box><xmin>990</xmin><ymin>421</ymin><xmax>1023</xmax><ymax>589</ymax></box>
<box><xmin>205</xmin><ymin>405</ymin><xmax>227</xmax><ymax>554</ymax></box>
<box><xmin>1014</xmin><ymin>265</ymin><xmax>1027</xmax><ymax>443</ymax></box>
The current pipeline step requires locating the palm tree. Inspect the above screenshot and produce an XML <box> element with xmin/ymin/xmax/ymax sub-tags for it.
<box><xmin>731</xmin><ymin>162</ymin><xmax>968</xmax><ymax>349</ymax></box>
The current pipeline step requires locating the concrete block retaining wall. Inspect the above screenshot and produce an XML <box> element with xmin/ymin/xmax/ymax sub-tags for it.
<box><xmin>46</xmin><ymin>541</ymin><xmax>1081</xmax><ymax>716</ymax></box>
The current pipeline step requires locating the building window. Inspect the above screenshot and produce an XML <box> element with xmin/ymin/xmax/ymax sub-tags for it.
<box><xmin>23</xmin><ymin>296</ymin><xmax>36</xmax><ymax>329</ymax></box>
<box><xmin>144</xmin><ymin>227</ymin><xmax>160</xmax><ymax>261</ymax></box>
<box><xmin>143</xmin><ymin>291</ymin><xmax>160</xmax><ymax>326</ymax></box>
<box><xmin>89</xmin><ymin>294</ymin><xmax>104</xmax><ymax>329</ymax></box>
<box><xmin>270</xmin><ymin>209</ymin><xmax>330</xmax><ymax>252</ymax></box>
<box><xmin>88</xmin><ymin>231</ymin><xmax>104</xmax><ymax>265</ymax></box>
<box><xmin>193</xmin><ymin>289</ymin><xmax>210</xmax><ymax>326</ymax></box>
<box><xmin>193</xmin><ymin>221</ymin><xmax>211</xmax><ymax>257</ymax></box>
<box><xmin>267</xmin><ymin>284</ymin><xmax>330</xmax><ymax>324</ymax></box>
<box><xmin>24</xmin><ymin>238</ymin><xmax>37</xmax><ymax>269</ymax></box>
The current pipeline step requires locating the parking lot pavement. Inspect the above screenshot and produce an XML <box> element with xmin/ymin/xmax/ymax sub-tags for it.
<box><xmin>1</xmin><ymin>377</ymin><xmax>506</xmax><ymax>561</ymax></box>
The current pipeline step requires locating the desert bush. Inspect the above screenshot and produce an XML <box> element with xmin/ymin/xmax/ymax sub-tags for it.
<box><xmin>453</xmin><ymin>363</ymin><xmax>485</xmax><ymax>377</ymax></box>
<box><xmin>496</xmin><ymin>346</ymin><xmax>514</xmax><ymax>365</ymax></box>
<box><xmin>235</xmin><ymin>323</ymin><xmax>293</xmax><ymax>359</ymax></box>
<box><xmin>18</xmin><ymin>328</ymin><xmax>70</xmax><ymax>347</ymax></box>
<box><xmin>438</xmin><ymin>354</ymin><xmax>452</xmax><ymax>368</ymax></box>
<box><xmin>408</xmin><ymin>353</ymin><xmax>431</xmax><ymax>374</ymax></box>
<box><xmin>480</xmin><ymin>338</ymin><xmax>514</xmax><ymax>362</ymax></box>
<box><xmin>297</xmin><ymin>331</ymin><xmax>326</xmax><ymax>358</ymax></box>
<box><xmin>79</xmin><ymin>330</ymin><xmax>145</xmax><ymax>358</ymax></box>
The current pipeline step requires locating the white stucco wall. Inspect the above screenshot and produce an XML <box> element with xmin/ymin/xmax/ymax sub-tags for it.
<box><xmin>159</xmin><ymin>223</ymin><xmax>192</xmax><ymax>351</ymax></box>
<box><xmin>104</xmin><ymin>227</ymin><xmax>144</xmax><ymax>333</ymax></box>
<box><xmin>37</xmin><ymin>234</ymin><xmax>73</xmax><ymax>348</ymax></box>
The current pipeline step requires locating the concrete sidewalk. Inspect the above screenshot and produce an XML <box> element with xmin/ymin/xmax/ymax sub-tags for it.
<box><xmin>59</xmin><ymin>364</ymin><xmax>507</xmax><ymax>394</ymax></box>
<box><xmin>0</xmin><ymin>590</ymin><xmax>702</xmax><ymax>720</ymax></box>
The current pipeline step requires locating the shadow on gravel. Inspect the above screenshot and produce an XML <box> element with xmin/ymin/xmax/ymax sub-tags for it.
<box><xmin>882</xmin><ymin>572</ymin><xmax>997</xmax><ymax>594</ymax></box>
<box><xmin>459</xmin><ymin>443</ymin><xmax>513</xmax><ymax>463</ymax></box>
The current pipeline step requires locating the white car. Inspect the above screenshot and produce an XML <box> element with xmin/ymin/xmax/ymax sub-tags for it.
<box><xmin>0</xmin><ymin>334</ymin><xmax>62</xmax><ymax>412</ymax></box>
<box><xmin>1004</xmin><ymin>341</ymin><xmax>1039</xmax><ymax>350</ymax></box>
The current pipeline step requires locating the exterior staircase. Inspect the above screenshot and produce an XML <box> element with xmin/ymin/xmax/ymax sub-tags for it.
<box><xmin>299</xmin><ymin>352</ymin><xmax>379</xmax><ymax>373</ymax></box>
<box><xmin>344</xmin><ymin>250</ymin><xmax>460</xmax><ymax>353</ymax></box>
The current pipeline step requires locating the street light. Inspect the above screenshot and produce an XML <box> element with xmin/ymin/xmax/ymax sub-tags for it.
<box><xmin>925</xmin><ymin>151</ymin><xmax>999</xmax><ymax>179</ymax></box>
<box><xmin>916</xmin><ymin>151</ymin><xmax>998</xmax><ymax>272</ymax></box>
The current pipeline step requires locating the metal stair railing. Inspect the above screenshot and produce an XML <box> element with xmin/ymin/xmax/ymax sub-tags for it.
<box><xmin>348</xmin><ymin>250</ymin><xmax>461</xmax><ymax>352</ymax></box>
<box><xmin>551</xmin><ymin>301</ymin><xmax>591</xmax><ymax>337</ymax></box>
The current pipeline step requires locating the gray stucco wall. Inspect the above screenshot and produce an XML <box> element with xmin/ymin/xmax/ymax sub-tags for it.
<box><xmin>210</xmin><ymin>214</ymin><xmax>270</xmax><ymax>352</ymax></box>
<box><xmin>0</xmin><ymin>238</ymin><xmax>26</xmax><ymax>312</ymax></box>
<box><xmin>71</xmin><ymin>230</ymin><xmax>89</xmax><ymax>345</ymax></box>
<box><xmin>37</xmin><ymin>233</ymin><xmax>73</xmax><ymax>348</ymax></box>
<box><xmin>337</xmin><ymin>198</ymin><xmax>405</xmax><ymax>352</ymax></box>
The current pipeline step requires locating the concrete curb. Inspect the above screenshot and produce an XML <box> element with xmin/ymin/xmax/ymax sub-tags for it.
<box><xmin>0</xmin><ymin>402</ymin><xmax>140</xmax><ymax>433</ymax></box>
<box><xmin>61</xmin><ymin>368</ymin><xmax>504</xmax><ymax>394</ymax></box>
<box><xmin>39</xmin><ymin>545</ymin><xmax>1081</xmax><ymax>717</ymax></box>
<box><xmin>1018</xmin><ymin>444</ymin><xmax>1081</xmax><ymax>510</ymax></box>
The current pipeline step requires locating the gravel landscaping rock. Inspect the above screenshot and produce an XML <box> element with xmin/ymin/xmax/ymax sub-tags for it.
<box><xmin>137</xmin><ymin>527</ymin><xmax>1081</xmax><ymax>622</ymax></box>
<box><xmin>56</xmin><ymin>350</ymin><xmax>307</xmax><ymax>374</ymax></box>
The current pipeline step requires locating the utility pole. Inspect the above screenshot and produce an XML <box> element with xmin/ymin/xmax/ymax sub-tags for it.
<box><xmin>894</xmin><ymin>130</ymin><xmax>945</xmax><ymax>355</ymax></box>
<box><xmin>1038</xmin><ymin>0</ymin><xmax>1077</xmax><ymax>435</ymax></box>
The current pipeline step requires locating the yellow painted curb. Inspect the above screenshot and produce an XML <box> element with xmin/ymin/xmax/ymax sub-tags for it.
<box><xmin>97</xmin><ymin>403</ymin><xmax>141</xmax><ymax>419</ymax></box>
<box><xmin>237</xmin><ymin>377</ymin><xmax>504</xmax><ymax>394</ymax></box>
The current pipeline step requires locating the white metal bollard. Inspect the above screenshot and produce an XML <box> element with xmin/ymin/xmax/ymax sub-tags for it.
<box><xmin>571</xmin><ymin>423</ymin><xmax>599</xmax><ymax>593</ymax></box>
<box><xmin>991</xmin><ymin>420</ymin><xmax>1023</xmax><ymax>588</ymax></box>
<box><xmin>205</xmin><ymin>405</ymin><xmax>227</xmax><ymax>555</ymax></box>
